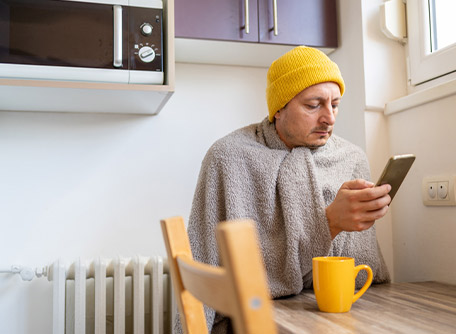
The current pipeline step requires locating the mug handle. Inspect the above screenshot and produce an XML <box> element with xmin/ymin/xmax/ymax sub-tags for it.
<box><xmin>352</xmin><ymin>264</ymin><xmax>373</xmax><ymax>303</ymax></box>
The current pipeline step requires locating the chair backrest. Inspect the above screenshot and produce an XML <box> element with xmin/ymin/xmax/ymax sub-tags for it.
<box><xmin>160</xmin><ymin>216</ymin><xmax>277</xmax><ymax>334</ymax></box>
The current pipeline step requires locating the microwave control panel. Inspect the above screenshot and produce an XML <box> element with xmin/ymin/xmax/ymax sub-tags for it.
<box><xmin>129</xmin><ymin>6</ymin><xmax>163</xmax><ymax>72</ymax></box>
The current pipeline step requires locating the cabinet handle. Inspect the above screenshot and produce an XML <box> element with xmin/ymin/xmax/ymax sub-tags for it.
<box><xmin>244</xmin><ymin>0</ymin><xmax>250</xmax><ymax>34</ymax></box>
<box><xmin>113</xmin><ymin>5</ymin><xmax>123</xmax><ymax>68</ymax></box>
<box><xmin>272</xmin><ymin>0</ymin><xmax>278</xmax><ymax>36</ymax></box>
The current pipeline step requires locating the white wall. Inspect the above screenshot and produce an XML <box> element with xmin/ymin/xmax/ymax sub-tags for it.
<box><xmin>329</xmin><ymin>0</ymin><xmax>367</xmax><ymax>151</ymax></box>
<box><xmin>361</xmin><ymin>0</ymin><xmax>456</xmax><ymax>285</ymax></box>
<box><xmin>387</xmin><ymin>96</ymin><xmax>456</xmax><ymax>284</ymax></box>
<box><xmin>361</xmin><ymin>0</ymin><xmax>407</xmax><ymax>108</ymax></box>
<box><xmin>364</xmin><ymin>110</ymin><xmax>394</xmax><ymax>279</ymax></box>
<box><xmin>0</xmin><ymin>63</ymin><xmax>268</xmax><ymax>334</ymax></box>
<box><xmin>360</xmin><ymin>0</ymin><xmax>408</xmax><ymax>282</ymax></box>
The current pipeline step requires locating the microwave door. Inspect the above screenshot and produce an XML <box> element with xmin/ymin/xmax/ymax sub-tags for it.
<box><xmin>113</xmin><ymin>4</ymin><xmax>123</xmax><ymax>68</ymax></box>
<box><xmin>0</xmin><ymin>0</ymin><xmax>129</xmax><ymax>83</ymax></box>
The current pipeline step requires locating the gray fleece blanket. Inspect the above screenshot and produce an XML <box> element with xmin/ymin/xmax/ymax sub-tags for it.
<box><xmin>184</xmin><ymin>117</ymin><xmax>390</xmax><ymax>334</ymax></box>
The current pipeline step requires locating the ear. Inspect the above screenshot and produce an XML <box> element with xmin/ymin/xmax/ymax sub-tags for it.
<box><xmin>275</xmin><ymin>103</ymin><xmax>288</xmax><ymax>121</ymax></box>
<box><xmin>274</xmin><ymin>108</ymin><xmax>282</xmax><ymax>121</ymax></box>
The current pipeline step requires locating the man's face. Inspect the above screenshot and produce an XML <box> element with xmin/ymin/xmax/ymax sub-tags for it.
<box><xmin>274</xmin><ymin>82</ymin><xmax>341</xmax><ymax>149</ymax></box>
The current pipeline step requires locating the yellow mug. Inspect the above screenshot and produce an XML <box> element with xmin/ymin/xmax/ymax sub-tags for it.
<box><xmin>312</xmin><ymin>257</ymin><xmax>373</xmax><ymax>313</ymax></box>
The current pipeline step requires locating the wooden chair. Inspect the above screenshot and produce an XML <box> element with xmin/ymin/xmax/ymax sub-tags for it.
<box><xmin>160</xmin><ymin>216</ymin><xmax>277</xmax><ymax>334</ymax></box>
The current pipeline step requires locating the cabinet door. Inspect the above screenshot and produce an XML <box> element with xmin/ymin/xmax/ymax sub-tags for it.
<box><xmin>258</xmin><ymin>0</ymin><xmax>338</xmax><ymax>47</ymax></box>
<box><xmin>175</xmin><ymin>0</ymin><xmax>259</xmax><ymax>42</ymax></box>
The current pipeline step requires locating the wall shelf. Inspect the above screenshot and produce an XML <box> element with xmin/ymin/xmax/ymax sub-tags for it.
<box><xmin>0</xmin><ymin>0</ymin><xmax>175</xmax><ymax>115</ymax></box>
<box><xmin>175</xmin><ymin>38</ymin><xmax>334</xmax><ymax>68</ymax></box>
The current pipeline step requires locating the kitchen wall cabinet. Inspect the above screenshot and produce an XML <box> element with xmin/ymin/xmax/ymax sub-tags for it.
<box><xmin>0</xmin><ymin>0</ymin><xmax>175</xmax><ymax>115</ymax></box>
<box><xmin>175</xmin><ymin>0</ymin><xmax>338</xmax><ymax>47</ymax></box>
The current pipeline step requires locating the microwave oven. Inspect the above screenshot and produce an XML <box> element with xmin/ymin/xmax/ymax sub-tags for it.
<box><xmin>0</xmin><ymin>0</ymin><xmax>164</xmax><ymax>84</ymax></box>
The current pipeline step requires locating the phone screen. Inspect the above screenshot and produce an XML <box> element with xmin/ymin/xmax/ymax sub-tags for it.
<box><xmin>376</xmin><ymin>154</ymin><xmax>415</xmax><ymax>201</ymax></box>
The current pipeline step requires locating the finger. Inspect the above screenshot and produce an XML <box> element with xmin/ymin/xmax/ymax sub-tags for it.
<box><xmin>342</xmin><ymin>179</ymin><xmax>375</xmax><ymax>190</ymax></box>
<box><xmin>357</xmin><ymin>184</ymin><xmax>392</xmax><ymax>202</ymax></box>
<box><xmin>359</xmin><ymin>194</ymin><xmax>392</xmax><ymax>211</ymax></box>
<box><xmin>364</xmin><ymin>205</ymin><xmax>390</xmax><ymax>222</ymax></box>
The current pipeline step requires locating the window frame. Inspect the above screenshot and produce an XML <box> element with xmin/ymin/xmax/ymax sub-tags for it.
<box><xmin>407</xmin><ymin>0</ymin><xmax>456</xmax><ymax>86</ymax></box>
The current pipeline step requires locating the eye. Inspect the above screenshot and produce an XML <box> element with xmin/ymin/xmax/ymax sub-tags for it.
<box><xmin>305</xmin><ymin>104</ymin><xmax>319</xmax><ymax>110</ymax></box>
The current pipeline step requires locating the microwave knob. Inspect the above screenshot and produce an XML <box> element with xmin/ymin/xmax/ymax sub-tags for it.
<box><xmin>138</xmin><ymin>46</ymin><xmax>155</xmax><ymax>63</ymax></box>
<box><xmin>140</xmin><ymin>23</ymin><xmax>153</xmax><ymax>36</ymax></box>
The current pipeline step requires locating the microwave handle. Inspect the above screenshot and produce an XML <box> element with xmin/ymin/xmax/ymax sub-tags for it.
<box><xmin>113</xmin><ymin>5</ymin><xmax>122</xmax><ymax>68</ymax></box>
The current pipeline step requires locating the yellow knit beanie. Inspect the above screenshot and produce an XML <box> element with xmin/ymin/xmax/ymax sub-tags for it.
<box><xmin>266</xmin><ymin>46</ymin><xmax>345</xmax><ymax>122</ymax></box>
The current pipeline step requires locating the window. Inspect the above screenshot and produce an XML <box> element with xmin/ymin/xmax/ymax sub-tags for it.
<box><xmin>429</xmin><ymin>0</ymin><xmax>456</xmax><ymax>52</ymax></box>
<box><xmin>407</xmin><ymin>0</ymin><xmax>456</xmax><ymax>85</ymax></box>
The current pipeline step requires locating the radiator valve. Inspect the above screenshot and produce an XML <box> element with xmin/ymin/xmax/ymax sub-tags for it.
<box><xmin>0</xmin><ymin>265</ymin><xmax>48</xmax><ymax>281</ymax></box>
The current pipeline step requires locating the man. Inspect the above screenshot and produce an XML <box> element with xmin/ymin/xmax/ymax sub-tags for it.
<box><xmin>186</xmin><ymin>46</ymin><xmax>391</xmax><ymax>333</ymax></box>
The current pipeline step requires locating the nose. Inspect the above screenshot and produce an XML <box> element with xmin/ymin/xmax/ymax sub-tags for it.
<box><xmin>319</xmin><ymin>102</ymin><xmax>336</xmax><ymax>125</ymax></box>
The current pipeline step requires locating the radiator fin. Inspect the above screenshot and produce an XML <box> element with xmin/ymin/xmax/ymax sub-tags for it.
<box><xmin>48</xmin><ymin>256</ymin><xmax>173</xmax><ymax>334</ymax></box>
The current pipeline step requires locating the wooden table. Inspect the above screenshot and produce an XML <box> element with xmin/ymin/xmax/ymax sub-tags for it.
<box><xmin>273</xmin><ymin>281</ymin><xmax>456</xmax><ymax>333</ymax></box>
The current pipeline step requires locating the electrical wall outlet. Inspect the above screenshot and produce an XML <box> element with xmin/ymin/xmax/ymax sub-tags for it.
<box><xmin>422</xmin><ymin>175</ymin><xmax>456</xmax><ymax>206</ymax></box>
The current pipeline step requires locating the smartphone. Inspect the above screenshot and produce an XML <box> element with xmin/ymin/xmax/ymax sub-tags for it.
<box><xmin>375</xmin><ymin>154</ymin><xmax>416</xmax><ymax>201</ymax></box>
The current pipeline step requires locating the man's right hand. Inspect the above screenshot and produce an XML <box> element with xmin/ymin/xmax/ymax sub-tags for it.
<box><xmin>325</xmin><ymin>179</ymin><xmax>392</xmax><ymax>239</ymax></box>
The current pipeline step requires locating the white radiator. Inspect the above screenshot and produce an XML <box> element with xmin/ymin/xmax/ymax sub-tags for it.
<box><xmin>47</xmin><ymin>256</ymin><xmax>174</xmax><ymax>334</ymax></box>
